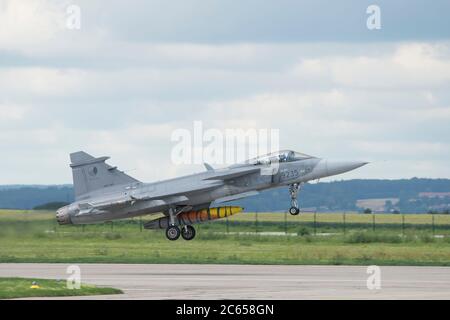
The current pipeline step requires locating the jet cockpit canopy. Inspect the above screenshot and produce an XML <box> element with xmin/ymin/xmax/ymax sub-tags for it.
<box><xmin>245</xmin><ymin>150</ymin><xmax>315</xmax><ymax>165</ymax></box>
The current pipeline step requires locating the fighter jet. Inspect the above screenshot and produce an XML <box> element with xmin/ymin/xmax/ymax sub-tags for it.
<box><xmin>56</xmin><ymin>150</ymin><xmax>367</xmax><ymax>241</ymax></box>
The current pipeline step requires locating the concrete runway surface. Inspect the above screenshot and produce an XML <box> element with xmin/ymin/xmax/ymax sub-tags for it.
<box><xmin>0</xmin><ymin>264</ymin><xmax>449</xmax><ymax>300</ymax></box>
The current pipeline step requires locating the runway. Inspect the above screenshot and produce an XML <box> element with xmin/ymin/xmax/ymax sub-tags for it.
<box><xmin>1</xmin><ymin>264</ymin><xmax>449</xmax><ymax>300</ymax></box>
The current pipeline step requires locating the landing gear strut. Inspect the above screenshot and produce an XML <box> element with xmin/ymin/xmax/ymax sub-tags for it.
<box><xmin>289</xmin><ymin>183</ymin><xmax>302</xmax><ymax>215</ymax></box>
<box><xmin>166</xmin><ymin>207</ymin><xmax>181</xmax><ymax>241</ymax></box>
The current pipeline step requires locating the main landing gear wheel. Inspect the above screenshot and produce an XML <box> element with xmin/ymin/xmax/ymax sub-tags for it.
<box><xmin>289</xmin><ymin>207</ymin><xmax>300</xmax><ymax>215</ymax></box>
<box><xmin>166</xmin><ymin>225</ymin><xmax>181</xmax><ymax>241</ymax></box>
<box><xmin>181</xmin><ymin>225</ymin><xmax>196</xmax><ymax>241</ymax></box>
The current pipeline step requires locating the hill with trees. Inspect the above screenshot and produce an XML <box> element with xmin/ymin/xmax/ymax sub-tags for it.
<box><xmin>0</xmin><ymin>178</ymin><xmax>449</xmax><ymax>213</ymax></box>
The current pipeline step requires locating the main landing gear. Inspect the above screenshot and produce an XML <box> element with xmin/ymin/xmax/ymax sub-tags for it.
<box><xmin>166</xmin><ymin>225</ymin><xmax>181</xmax><ymax>241</ymax></box>
<box><xmin>289</xmin><ymin>183</ymin><xmax>303</xmax><ymax>215</ymax></box>
<box><xmin>181</xmin><ymin>225</ymin><xmax>196</xmax><ymax>241</ymax></box>
<box><xmin>165</xmin><ymin>207</ymin><xmax>196</xmax><ymax>241</ymax></box>
<box><xmin>166</xmin><ymin>225</ymin><xmax>196</xmax><ymax>241</ymax></box>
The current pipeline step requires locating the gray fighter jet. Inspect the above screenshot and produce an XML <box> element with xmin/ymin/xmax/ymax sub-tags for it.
<box><xmin>57</xmin><ymin>150</ymin><xmax>367</xmax><ymax>241</ymax></box>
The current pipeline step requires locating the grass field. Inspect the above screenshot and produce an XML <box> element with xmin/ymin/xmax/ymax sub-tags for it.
<box><xmin>0</xmin><ymin>210</ymin><xmax>449</xmax><ymax>266</ymax></box>
<box><xmin>0</xmin><ymin>277</ymin><xmax>122</xmax><ymax>299</ymax></box>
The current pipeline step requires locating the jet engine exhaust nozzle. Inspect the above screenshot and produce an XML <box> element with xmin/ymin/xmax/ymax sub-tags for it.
<box><xmin>56</xmin><ymin>206</ymin><xmax>72</xmax><ymax>225</ymax></box>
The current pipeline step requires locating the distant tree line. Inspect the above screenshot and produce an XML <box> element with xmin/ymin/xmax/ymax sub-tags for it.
<box><xmin>0</xmin><ymin>178</ymin><xmax>449</xmax><ymax>213</ymax></box>
<box><xmin>230</xmin><ymin>178</ymin><xmax>450</xmax><ymax>213</ymax></box>
<box><xmin>33</xmin><ymin>202</ymin><xmax>70</xmax><ymax>210</ymax></box>
<box><xmin>0</xmin><ymin>186</ymin><xmax>73</xmax><ymax>209</ymax></box>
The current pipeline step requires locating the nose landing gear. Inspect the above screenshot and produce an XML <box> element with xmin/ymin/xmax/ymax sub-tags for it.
<box><xmin>289</xmin><ymin>183</ymin><xmax>303</xmax><ymax>215</ymax></box>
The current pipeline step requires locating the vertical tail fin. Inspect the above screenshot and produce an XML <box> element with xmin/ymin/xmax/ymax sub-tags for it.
<box><xmin>70</xmin><ymin>151</ymin><xmax>140</xmax><ymax>200</ymax></box>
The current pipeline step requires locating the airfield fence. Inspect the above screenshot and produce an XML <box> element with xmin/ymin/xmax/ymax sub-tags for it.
<box><xmin>212</xmin><ymin>211</ymin><xmax>450</xmax><ymax>237</ymax></box>
<box><xmin>59</xmin><ymin>211</ymin><xmax>450</xmax><ymax>237</ymax></box>
<box><xmin>2</xmin><ymin>210</ymin><xmax>450</xmax><ymax>237</ymax></box>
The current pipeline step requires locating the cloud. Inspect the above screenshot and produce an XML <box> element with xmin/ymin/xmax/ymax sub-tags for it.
<box><xmin>0</xmin><ymin>104</ymin><xmax>27</xmax><ymax>122</ymax></box>
<box><xmin>0</xmin><ymin>0</ymin><xmax>64</xmax><ymax>50</ymax></box>
<box><xmin>0</xmin><ymin>67</ymin><xmax>85</xmax><ymax>99</ymax></box>
<box><xmin>293</xmin><ymin>43</ymin><xmax>450</xmax><ymax>89</ymax></box>
<box><xmin>0</xmin><ymin>1</ymin><xmax>450</xmax><ymax>183</ymax></box>
<box><xmin>0</xmin><ymin>40</ymin><xmax>450</xmax><ymax>183</ymax></box>
<box><xmin>49</xmin><ymin>0</ymin><xmax>450</xmax><ymax>43</ymax></box>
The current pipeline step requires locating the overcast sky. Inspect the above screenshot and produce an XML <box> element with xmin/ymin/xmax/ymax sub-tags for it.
<box><xmin>1</xmin><ymin>0</ymin><xmax>450</xmax><ymax>184</ymax></box>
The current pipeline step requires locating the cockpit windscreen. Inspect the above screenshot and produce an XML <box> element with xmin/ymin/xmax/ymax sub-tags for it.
<box><xmin>246</xmin><ymin>150</ymin><xmax>315</xmax><ymax>165</ymax></box>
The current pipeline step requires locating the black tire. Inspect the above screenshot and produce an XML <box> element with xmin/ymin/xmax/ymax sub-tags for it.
<box><xmin>181</xmin><ymin>225</ymin><xmax>196</xmax><ymax>241</ymax></box>
<box><xmin>166</xmin><ymin>225</ymin><xmax>181</xmax><ymax>241</ymax></box>
<box><xmin>289</xmin><ymin>207</ymin><xmax>300</xmax><ymax>216</ymax></box>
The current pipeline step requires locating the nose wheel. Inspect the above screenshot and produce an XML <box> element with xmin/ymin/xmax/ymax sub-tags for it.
<box><xmin>289</xmin><ymin>183</ymin><xmax>302</xmax><ymax>215</ymax></box>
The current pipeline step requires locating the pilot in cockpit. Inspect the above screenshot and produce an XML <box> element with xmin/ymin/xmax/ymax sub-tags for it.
<box><xmin>287</xmin><ymin>151</ymin><xmax>296</xmax><ymax>161</ymax></box>
<box><xmin>278</xmin><ymin>153</ymin><xmax>287</xmax><ymax>162</ymax></box>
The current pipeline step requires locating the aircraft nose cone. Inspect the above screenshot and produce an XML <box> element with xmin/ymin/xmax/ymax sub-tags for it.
<box><xmin>326</xmin><ymin>160</ymin><xmax>368</xmax><ymax>176</ymax></box>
